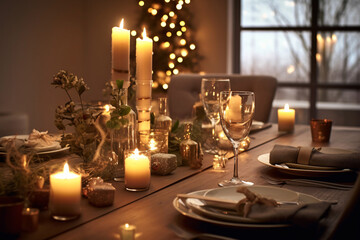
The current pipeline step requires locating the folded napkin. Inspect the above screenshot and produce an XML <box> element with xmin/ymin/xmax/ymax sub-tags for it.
<box><xmin>236</xmin><ymin>187</ymin><xmax>331</xmax><ymax>227</ymax></box>
<box><xmin>269</xmin><ymin>144</ymin><xmax>360</xmax><ymax>170</ymax></box>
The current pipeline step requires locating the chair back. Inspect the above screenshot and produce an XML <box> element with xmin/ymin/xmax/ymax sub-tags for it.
<box><xmin>0</xmin><ymin>113</ymin><xmax>29</xmax><ymax>137</ymax></box>
<box><xmin>168</xmin><ymin>73</ymin><xmax>277</xmax><ymax>122</ymax></box>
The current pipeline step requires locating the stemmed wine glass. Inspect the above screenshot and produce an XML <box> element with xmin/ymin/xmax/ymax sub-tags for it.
<box><xmin>201</xmin><ymin>78</ymin><xmax>231</xmax><ymax>154</ymax></box>
<box><xmin>218</xmin><ymin>91</ymin><xmax>255</xmax><ymax>186</ymax></box>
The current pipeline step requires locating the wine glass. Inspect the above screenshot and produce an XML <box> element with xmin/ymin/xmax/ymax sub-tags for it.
<box><xmin>218</xmin><ymin>91</ymin><xmax>255</xmax><ymax>186</ymax></box>
<box><xmin>201</xmin><ymin>78</ymin><xmax>231</xmax><ymax>154</ymax></box>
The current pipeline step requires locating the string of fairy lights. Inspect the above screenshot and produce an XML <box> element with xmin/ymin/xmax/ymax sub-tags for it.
<box><xmin>134</xmin><ymin>0</ymin><xmax>199</xmax><ymax>91</ymax></box>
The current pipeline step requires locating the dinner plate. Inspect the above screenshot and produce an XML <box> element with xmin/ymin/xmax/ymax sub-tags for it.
<box><xmin>257</xmin><ymin>153</ymin><xmax>352</xmax><ymax>177</ymax></box>
<box><xmin>0</xmin><ymin>146</ymin><xmax>70</xmax><ymax>156</ymax></box>
<box><xmin>173</xmin><ymin>186</ymin><xmax>320</xmax><ymax>228</ymax></box>
<box><xmin>0</xmin><ymin>135</ymin><xmax>61</xmax><ymax>152</ymax></box>
<box><xmin>250</xmin><ymin>121</ymin><xmax>272</xmax><ymax>133</ymax></box>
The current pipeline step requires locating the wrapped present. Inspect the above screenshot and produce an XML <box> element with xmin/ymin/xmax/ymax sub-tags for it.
<box><xmin>151</xmin><ymin>153</ymin><xmax>177</xmax><ymax>175</ymax></box>
<box><xmin>84</xmin><ymin>177</ymin><xmax>115</xmax><ymax>207</ymax></box>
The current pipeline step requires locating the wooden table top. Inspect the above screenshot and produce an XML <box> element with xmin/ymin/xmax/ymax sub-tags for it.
<box><xmin>19</xmin><ymin>124</ymin><xmax>360</xmax><ymax>240</ymax></box>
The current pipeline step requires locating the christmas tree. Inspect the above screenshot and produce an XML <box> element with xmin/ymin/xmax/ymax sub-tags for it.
<box><xmin>133</xmin><ymin>0</ymin><xmax>202</xmax><ymax>91</ymax></box>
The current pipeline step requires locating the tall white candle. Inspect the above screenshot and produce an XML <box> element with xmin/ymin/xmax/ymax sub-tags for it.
<box><xmin>125</xmin><ymin>149</ymin><xmax>151</xmax><ymax>191</ymax></box>
<box><xmin>136</xmin><ymin>28</ymin><xmax>153</xmax><ymax>81</ymax></box>
<box><xmin>112</xmin><ymin>19</ymin><xmax>130</xmax><ymax>72</ymax></box>
<box><xmin>49</xmin><ymin>162</ymin><xmax>81</xmax><ymax>220</ymax></box>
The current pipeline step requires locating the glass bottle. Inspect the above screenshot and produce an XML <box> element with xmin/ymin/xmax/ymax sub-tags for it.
<box><xmin>179</xmin><ymin>123</ymin><xmax>200</xmax><ymax>168</ymax></box>
<box><xmin>110</xmin><ymin>88</ymin><xmax>136</xmax><ymax>181</ymax></box>
<box><xmin>154</xmin><ymin>97</ymin><xmax>172</xmax><ymax>132</ymax></box>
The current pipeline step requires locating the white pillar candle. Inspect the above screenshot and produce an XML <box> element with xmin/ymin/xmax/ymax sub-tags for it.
<box><xmin>112</xmin><ymin>19</ymin><xmax>130</xmax><ymax>72</ymax></box>
<box><xmin>125</xmin><ymin>149</ymin><xmax>151</xmax><ymax>191</ymax></box>
<box><xmin>224</xmin><ymin>95</ymin><xmax>243</xmax><ymax>122</ymax></box>
<box><xmin>136</xmin><ymin>28</ymin><xmax>153</xmax><ymax>81</ymax></box>
<box><xmin>119</xmin><ymin>223</ymin><xmax>136</xmax><ymax>240</ymax></box>
<box><xmin>278</xmin><ymin>103</ymin><xmax>295</xmax><ymax>132</ymax></box>
<box><xmin>49</xmin><ymin>162</ymin><xmax>81</xmax><ymax>220</ymax></box>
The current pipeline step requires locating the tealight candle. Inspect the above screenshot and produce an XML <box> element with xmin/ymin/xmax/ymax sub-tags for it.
<box><xmin>49</xmin><ymin>162</ymin><xmax>81</xmax><ymax>221</ymax></box>
<box><xmin>278</xmin><ymin>103</ymin><xmax>295</xmax><ymax>132</ymax></box>
<box><xmin>125</xmin><ymin>149</ymin><xmax>151</xmax><ymax>191</ymax></box>
<box><xmin>22</xmin><ymin>208</ymin><xmax>39</xmax><ymax>232</ymax></box>
<box><xmin>119</xmin><ymin>223</ymin><xmax>136</xmax><ymax>240</ymax></box>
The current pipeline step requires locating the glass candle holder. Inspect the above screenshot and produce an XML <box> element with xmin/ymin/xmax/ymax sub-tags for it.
<box><xmin>124</xmin><ymin>149</ymin><xmax>151</xmax><ymax>191</ymax></box>
<box><xmin>137</xmin><ymin>129</ymin><xmax>168</xmax><ymax>154</ymax></box>
<box><xmin>310</xmin><ymin>119</ymin><xmax>332</xmax><ymax>143</ymax></box>
<box><xmin>119</xmin><ymin>223</ymin><xmax>136</xmax><ymax>240</ymax></box>
<box><xmin>22</xmin><ymin>208</ymin><xmax>39</xmax><ymax>232</ymax></box>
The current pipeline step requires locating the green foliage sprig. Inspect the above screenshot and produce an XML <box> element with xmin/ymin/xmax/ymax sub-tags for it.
<box><xmin>103</xmin><ymin>79</ymin><xmax>131</xmax><ymax>129</ymax></box>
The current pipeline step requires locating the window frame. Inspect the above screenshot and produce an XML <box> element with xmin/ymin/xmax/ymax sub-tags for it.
<box><xmin>232</xmin><ymin>0</ymin><xmax>360</xmax><ymax>119</ymax></box>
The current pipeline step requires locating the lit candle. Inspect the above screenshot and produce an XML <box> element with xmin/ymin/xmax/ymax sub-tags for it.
<box><xmin>49</xmin><ymin>162</ymin><xmax>81</xmax><ymax>220</ymax></box>
<box><xmin>112</xmin><ymin>19</ymin><xmax>130</xmax><ymax>73</ymax></box>
<box><xmin>119</xmin><ymin>223</ymin><xmax>136</xmax><ymax>240</ymax></box>
<box><xmin>136</xmin><ymin>28</ymin><xmax>153</xmax><ymax>81</ymax></box>
<box><xmin>125</xmin><ymin>149</ymin><xmax>151</xmax><ymax>191</ymax></box>
<box><xmin>278</xmin><ymin>103</ymin><xmax>295</xmax><ymax>132</ymax></box>
<box><xmin>149</xmin><ymin>138</ymin><xmax>158</xmax><ymax>153</ymax></box>
<box><xmin>22</xmin><ymin>208</ymin><xmax>39</xmax><ymax>232</ymax></box>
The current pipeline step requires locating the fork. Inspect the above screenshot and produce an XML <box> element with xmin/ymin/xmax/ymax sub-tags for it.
<box><xmin>169</xmin><ymin>224</ymin><xmax>237</xmax><ymax>240</ymax></box>
<box><xmin>262</xmin><ymin>175</ymin><xmax>353</xmax><ymax>190</ymax></box>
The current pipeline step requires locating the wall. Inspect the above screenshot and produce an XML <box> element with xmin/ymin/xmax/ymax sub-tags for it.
<box><xmin>0</xmin><ymin>0</ymin><xmax>228</xmax><ymax>134</ymax></box>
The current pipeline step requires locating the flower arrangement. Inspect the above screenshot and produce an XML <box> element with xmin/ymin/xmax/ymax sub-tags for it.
<box><xmin>52</xmin><ymin>70</ymin><xmax>100</xmax><ymax>163</ymax></box>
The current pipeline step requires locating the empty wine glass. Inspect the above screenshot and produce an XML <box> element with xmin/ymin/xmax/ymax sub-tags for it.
<box><xmin>218</xmin><ymin>91</ymin><xmax>255</xmax><ymax>186</ymax></box>
<box><xmin>201</xmin><ymin>78</ymin><xmax>231</xmax><ymax>154</ymax></box>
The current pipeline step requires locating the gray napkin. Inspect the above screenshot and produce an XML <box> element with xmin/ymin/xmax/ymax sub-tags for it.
<box><xmin>269</xmin><ymin>144</ymin><xmax>360</xmax><ymax>170</ymax></box>
<box><xmin>247</xmin><ymin>202</ymin><xmax>331</xmax><ymax>228</ymax></box>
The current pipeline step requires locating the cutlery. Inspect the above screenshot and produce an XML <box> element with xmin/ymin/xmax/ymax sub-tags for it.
<box><xmin>262</xmin><ymin>176</ymin><xmax>353</xmax><ymax>190</ymax></box>
<box><xmin>170</xmin><ymin>224</ymin><xmax>237</xmax><ymax>240</ymax></box>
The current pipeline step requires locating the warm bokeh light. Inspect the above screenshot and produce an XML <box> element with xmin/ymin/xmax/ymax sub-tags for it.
<box><xmin>163</xmin><ymin>42</ymin><xmax>170</xmax><ymax>48</ymax></box>
<box><xmin>151</xmin><ymin>9</ymin><xmax>158</xmax><ymax>15</ymax></box>
<box><xmin>181</xmin><ymin>49</ymin><xmax>188</xmax><ymax>57</ymax></box>
<box><xmin>169</xmin><ymin>23</ymin><xmax>175</xmax><ymax>28</ymax></box>
<box><xmin>162</xmin><ymin>83</ymin><xmax>169</xmax><ymax>90</ymax></box>
<box><xmin>166</xmin><ymin>32</ymin><xmax>172</xmax><ymax>37</ymax></box>
<box><xmin>180</xmin><ymin>21</ymin><xmax>185</xmax><ymax>26</ymax></box>
<box><xmin>180</xmin><ymin>39</ymin><xmax>186</xmax><ymax>45</ymax></box>
<box><xmin>316</xmin><ymin>53</ymin><xmax>322</xmax><ymax>62</ymax></box>
<box><xmin>161</xmin><ymin>22</ymin><xmax>166</xmax><ymax>27</ymax></box>
<box><xmin>181</xmin><ymin>27</ymin><xmax>187</xmax><ymax>32</ymax></box>
<box><xmin>173</xmin><ymin>69</ymin><xmax>179</xmax><ymax>74</ymax></box>
<box><xmin>170</xmin><ymin>53</ymin><xmax>176</xmax><ymax>59</ymax></box>
<box><xmin>189</xmin><ymin>44</ymin><xmax>196</xmax><ymax>50</ymax></box>
<box><xmin>185</xmin><ymin>0</ymin><xmax>190</xmax><ymax>3</ymax></box>
<box><xmin>131</xmin><ymin>30</ymin><xmax>137</xmax><ymax>36</ymax></box>
<box><xmin>139</xmin><ymin>1</ymin><xmax>144</xmax><ymax>6</ymax></box>
<box><xmin>176</xmin><ymin>4</ymin><xmax>182</xmax><ymax>10</ymax></box>
<box><xmin>332</xmin><ymin>34</ymin><xmax>337</xmax><ymax>42</ymax></box>
<box><xmin>153</xmin><ymin>36</ymin><xmax>159</xmax><ymax>42</ymax></box>
<box><xmin>169</xmin><ymin>11</ymin><xmax>175</xmax><ymax>17</ymax></box>
<box><xmin>177</xmin><ymin>57</ymin><xmax>183</xmax><ymax>63</ymax></box>
<box><xmin>169</xmin><ymin>62</ymin><xmax>175</xmax><ymax>68</ymax></box>
<box><xmin>287</xmin><ymin>65</ymin><xmax>295</xmax><ymax>74</ymax></box>
<box><xmin>176</xmin><ymin>31</ymin><xmax>182</xmax><ymax>36</ymax></box>
<box><xmin>162</xmin><ymin>15</ymin><xmax>168</xmax><ymax>21</ymax></box>
<box><xmin>166</xmin><ymin>70</ymin><xmax>172</xmax><ymax>76</ymax></box>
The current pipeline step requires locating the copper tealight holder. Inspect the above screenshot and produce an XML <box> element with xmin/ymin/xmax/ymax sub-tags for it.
<box><xmin>310</xmin><ymin>119</ymin><xmax>332</xmax><ymax>143</ymax></box>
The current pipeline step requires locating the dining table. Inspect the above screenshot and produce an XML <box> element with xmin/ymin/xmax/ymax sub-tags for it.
<box><xmin>18</xmin><ymin>124</ymin><xmax>360</xmax><ymax>240</ymax></box>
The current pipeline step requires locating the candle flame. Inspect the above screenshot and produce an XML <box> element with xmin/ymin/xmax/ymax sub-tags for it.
<box><xmin>104</xmin><ymin>104</ymin><xmax>110</xmax><ymax>113</ymax></box>
<box><xmin>149</xmin><ymin>139</ymin><xmax>157</xmax><ymax>151</ymax></box>
<box><xmin>120</xmin><ymin>18</ymin><xmax>124</xmax><ymax>29</ymax></box>
<box><xmin>64</xmin><ymin>162</ymin><xmax>70</xmax><ymax>175</ymax></box>
<box><xmin>125</xmin><ymin>223</ymin><xmax>129</xmax><ymax>228</ymax></box>
<box><xmin>142</xmin><ymin>27</ymin><xmax>147</xmax><ymax>39</ymax></box>
<box><xmin>284</xmin><ymin>103</ymin><xmax>290</xmax><ymax>111</ymax></box>
<box><xmin>134</xmin><ymin>148</ymin><xmax>140</xmax><ymax>156</ymax></box>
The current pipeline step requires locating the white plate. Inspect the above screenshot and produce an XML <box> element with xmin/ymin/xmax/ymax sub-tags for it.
<box><xmin>173</xmin><ymin>186</ymin><xmax>320</xmax><ymax>228</ymax></box>
<box><xmin>0</xmin><ymin>135</ymin><xmax>61</xmax><ymax>152</ymax></box>
<box><xmin>0</xmin><ymin>146</ymin><xmax>69</xmax><ymax>156</ymax></box>
<box><xmin>258</xmin><ymin>153</ymin><xmax>352</xmax><ymax>177</ymax></box>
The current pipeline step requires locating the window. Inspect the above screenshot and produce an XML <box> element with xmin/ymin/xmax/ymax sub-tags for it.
<box><xmin>233</xmin><ymin>0</ymin><xmax>360</xmax><ymax>126</ymax></box>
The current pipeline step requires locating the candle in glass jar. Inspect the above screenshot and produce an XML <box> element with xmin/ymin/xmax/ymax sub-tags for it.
<box><xmin>278</xmin><ymin>103</ymin><xmax>295</xmax><ymax>132</ymax></box>
<box><xmin>119</xmin><ymin>223</ymin><xmax>136</xmax><ymax>240</ymax></box>
<box><xmin>125</xmin><ymin>149</ymin><xmax>151</xmax><ymax>191</ymax></box>
<box><xmin>49</xmin><ymin>162</ymin><xmax>81</xmax><ymax>220</ymax></box>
